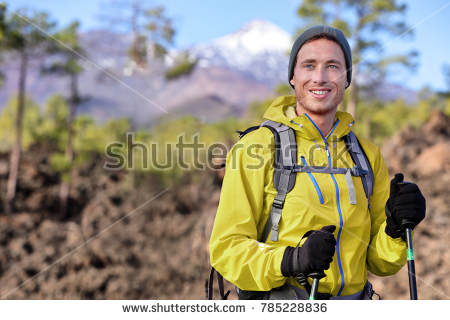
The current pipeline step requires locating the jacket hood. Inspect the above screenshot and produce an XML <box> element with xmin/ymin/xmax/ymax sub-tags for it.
<box><xmin>263</xmin><ymin>95</ymin><xmax>355</xmax><ymax>141</ymax></box>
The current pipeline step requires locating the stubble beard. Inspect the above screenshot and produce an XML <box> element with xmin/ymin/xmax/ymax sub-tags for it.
<box><xmin>294</xmin><ymin>86</ymin><xmax>346</xmax><ymax>116</ymax></box>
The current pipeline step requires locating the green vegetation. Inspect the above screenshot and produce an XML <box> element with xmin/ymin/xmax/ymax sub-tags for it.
<box><xmin>165</xmin><ymin>52</ymin><xmax>197</xmax><ymax>80</ymax></box>
<box><xmin>0</xmin><ymin>96</ymin><xmax>41</xmax><ymax>152</ymax></box>
<box><xmin>0</xmin><ymin>94</ymin><xmax>131</xmax><ymax>154</ymax></box>
<box><xmin>353</xmin><ymin>96</ymin><xmax>433</xmax><ymax>146</ymax></box>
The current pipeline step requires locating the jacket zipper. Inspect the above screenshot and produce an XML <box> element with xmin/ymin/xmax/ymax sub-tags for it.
<box><xmin>300</xmin><ymin>157</ymin><xmax>324</xmax><ymax>204</ymax></box>
<box><xmin>304</xmin><ymin>114</ymin><xmax>345</xmax><ymax>296</ymax></box>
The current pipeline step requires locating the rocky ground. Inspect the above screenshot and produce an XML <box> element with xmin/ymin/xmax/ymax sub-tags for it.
<box><xmin>0</xmin><ymin>146</ymin><xmax>221</xmax><ymax>299</ymax></box>
<box><xmin>1</xmin><ymin>111</ymin><xmax>449</xmax><ymax>300</ymax></box>
<box><xmin>369</xmin><ymin>110</ymin><xmax>450</xmax><ymax>300</ymax></box>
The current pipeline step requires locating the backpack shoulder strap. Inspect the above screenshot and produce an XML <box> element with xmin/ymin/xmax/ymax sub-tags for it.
<box><xmin>259</xmin><ymin>120</ymin><xmax>297</xmax><ymax>243</ymax></box>
<box><xmin>344</xmin><ymin>131</ymin><xmax>374</xmax><ymax>203</ymax></box>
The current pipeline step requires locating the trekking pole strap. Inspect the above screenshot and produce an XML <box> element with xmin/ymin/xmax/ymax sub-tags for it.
<box><xmin>207</xmin><ymin>267</ymin><xmax>215</xmax><ymax>300</ymax></box>
<box><xmin>207</xmin><ymin>267</ymin><xmax>230</xmax><ymax>300</ymax></box>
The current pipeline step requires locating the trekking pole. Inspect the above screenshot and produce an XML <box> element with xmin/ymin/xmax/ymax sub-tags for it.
<box><xmin>308</xmin><ymin>271</ymin><xmax>326</xmax><ymax>300</ymax></box>
<box><xmin>398</xmin><ymin>181</ymin><xmax>418</xmax><ymax>300</ymax></box>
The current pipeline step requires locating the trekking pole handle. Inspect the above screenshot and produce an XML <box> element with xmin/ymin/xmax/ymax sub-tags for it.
<box><xmin>397</xmin><ymin>181</ymin><xmax>416</xmax><ymax>230</ymax></box>
<box><xmin>308</xmin><ymin>271</ymin><xmax>326</xmax><ymax>280</ymax></box>
<box><xmin>308</xmin><ymin>271</ymin><xmax>326</xmax><ymax>300</ymax></box>
<box><xmin>402</xmin><ymin>219</ymin><xmax>416</xmax><ymax>230</ymax></box>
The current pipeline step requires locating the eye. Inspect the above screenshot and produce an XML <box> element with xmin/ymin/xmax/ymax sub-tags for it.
<box><xmin>328</xmin><ymin>65</ymin><xmax>338</xmax><ymax>69</ymax></box>
<box><xmin>304</xmin><ymin>64</ymin><xmax>314</xmax><ymax>69</ymax></box>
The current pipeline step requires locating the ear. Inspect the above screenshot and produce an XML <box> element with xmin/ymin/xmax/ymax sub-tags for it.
<box><xmin>290</xmin><ymin>79</ymin><xmax>294</xmax><ymax>86</ymax></box>
<box><xmin>345</xmin><ymin>81</ymin><xmax>349</xmax><ymax>88</ymax></box>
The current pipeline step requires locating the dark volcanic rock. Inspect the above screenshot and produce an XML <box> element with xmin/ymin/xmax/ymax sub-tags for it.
<box><xmin>0</xmin><ymin>147</ymin><xmax>223</xmax><ymax>299</ymax></box>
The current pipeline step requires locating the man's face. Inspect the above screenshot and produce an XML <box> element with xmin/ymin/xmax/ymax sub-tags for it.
<box><xmin>289</xmin><ymin>38</ymin><xmax>348</xmax><ymax>116</ymax></box>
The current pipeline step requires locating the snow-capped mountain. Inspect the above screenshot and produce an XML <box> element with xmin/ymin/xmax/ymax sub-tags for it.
<box><xmin>189</xmin><ymin>19</ymin><xmax>293</xmax><ymax>85</ymax></box>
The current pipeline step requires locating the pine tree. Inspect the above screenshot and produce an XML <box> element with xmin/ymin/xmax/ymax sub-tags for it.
<box><xmin>98</xmin><ymin>0</ymin><xmax>174</xmax><ymax>70</ymax></box>
<box><xmin>42</xmin><ymin>20</ymin><xmax>85</xmax><ymax>217</ymax></box>
<box><xmin>1</xmin><ymin>6</ymin><xmax>55</xmax><ymax>213</ymax></box>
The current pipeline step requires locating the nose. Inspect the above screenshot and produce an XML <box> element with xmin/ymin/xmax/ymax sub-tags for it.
<box><xmin>312</xmin><ymin>65</ymin><xmax>328</xmax><ymax>84</ymax></box>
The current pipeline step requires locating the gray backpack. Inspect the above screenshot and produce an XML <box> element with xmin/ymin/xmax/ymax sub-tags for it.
<box><xmin>207</xmin><ymin>120</ymin><xmax>374</xmax><ymax>300</ymax></box>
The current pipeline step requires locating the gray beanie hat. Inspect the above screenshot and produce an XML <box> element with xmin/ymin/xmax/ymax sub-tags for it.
<box><xmin>288</xmin><ymin>25</ymin><xmax>352</xmax><ymax>89</ymax></box>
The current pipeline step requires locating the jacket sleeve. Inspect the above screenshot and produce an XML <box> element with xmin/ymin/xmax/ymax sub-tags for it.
<box><xmin>365</xmin><ymin>144</ymin><xmax>407</xmax><ymax>276</ymax></box>
<box><xmin>209</xmin><ymin>130</ymin><xmax>287</xmax><ymax>291</ymax></box>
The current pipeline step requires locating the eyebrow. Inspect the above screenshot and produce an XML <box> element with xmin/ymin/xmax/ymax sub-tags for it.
<box><xmin>299</xmin><ymin>59</ymin><xmax>343</xmax><ymax>65</ymax></box>
<box><xmin>327</xmin><ymin>59</ymin><xmax>343</xmax><ymax>65</ymax></box>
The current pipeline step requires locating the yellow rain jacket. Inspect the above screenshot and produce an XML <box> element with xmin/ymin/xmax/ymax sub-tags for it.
<box><xmin>209</xmin><ymin>95</ymin><xmax>407</xmax><ymax>297</ymax></box>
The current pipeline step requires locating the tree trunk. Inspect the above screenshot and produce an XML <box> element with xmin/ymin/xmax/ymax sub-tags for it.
<box><xmin>130</xmin><ymin>0</ymin><xmax>145</xmax><ymax>68</ymax></box>
<box><xmin>59</xmin><ymin>182</ymin><xmax>70</xmax><ymax>217</ymax></box>
<box><xmin>59</xmin><ymin>70</ymin><xmax>79</xmax><ymax>218</ymax></box>
<box><xmin>5</xmin><ymin>51</ymin><xmax>27</xmax><ymax>214</ymax></box>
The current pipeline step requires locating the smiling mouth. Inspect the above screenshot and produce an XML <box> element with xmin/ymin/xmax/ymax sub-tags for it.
<box><xmin>310</xmin><ymin>90</ymin><xmax>331</xmax><ymax>95</ymax></box>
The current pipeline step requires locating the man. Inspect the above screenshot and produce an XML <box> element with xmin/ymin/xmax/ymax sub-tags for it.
<box><xmin>209</xmin><ymin>26</ymin><xmax>425</xmax><ymax>300</ymax></box>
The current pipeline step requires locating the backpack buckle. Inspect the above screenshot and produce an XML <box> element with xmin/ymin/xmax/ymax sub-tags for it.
<box><xmin>272</xmin><ymin>199</ymin><xmax>284</xmax><ymax>209</ymax></box>
<box><xmin>351</xmin><ymin>166</ymin><xmax>370</xmax><ymax>177</ymax></box>
<box><xmin>350</xmin><ymin>167</ymin><xmax>360</xmax><ymax>176</ymax></box>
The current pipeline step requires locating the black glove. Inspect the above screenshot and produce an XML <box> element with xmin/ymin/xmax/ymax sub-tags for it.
<box><xmin>281</xmin><ymin>225</ymin><xmax>336</xmax><ymax>278</ymax></box>
<box><xmin>385</xmin><ymin>173</ymin><xmax>426</xmax><ymax>240</ymax></box>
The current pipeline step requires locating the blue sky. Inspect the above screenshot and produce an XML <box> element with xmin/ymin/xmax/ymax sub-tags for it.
<box><xmin>6</xmin><ymin>0</ymin><xmax>450</xmax><ymax>91</ymax></box>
